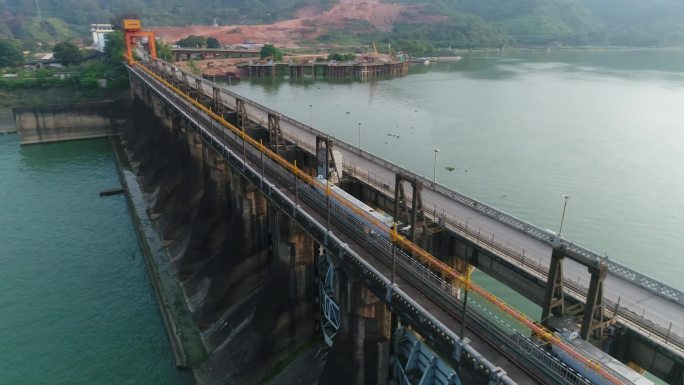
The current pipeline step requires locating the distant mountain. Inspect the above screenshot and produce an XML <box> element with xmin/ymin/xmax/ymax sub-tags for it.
<box><xmin>578</xmin><ymin>0</ymin><xmax>684</xmax><ymax>46</ymax></box>
<box><xmin>1</xmin><ymin>0</ymin><xmax>683</xmax><ymax>48</ymax></box>
<box><xmin>392</xmin><ymin>0</ymin><xmax>684</xmax><ymax>46</ymax></box>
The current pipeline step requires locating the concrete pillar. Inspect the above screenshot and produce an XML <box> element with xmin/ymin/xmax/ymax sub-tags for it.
<box><xmin>541</xmin><ymin>247</ymin><xmax>565</xmax><ymax>324</ymax></box>
<box><xmin>580</xmin><ymin>263</ymin><xmax>607</xmax><ymax>340</ymax></box>
<box><xmin>186</xmin><ymin>126</ymin><xmax>204</xmax><ymax>162</ymax></box>
<box><xmin>346</xmin><ymin>279</ymin><xmax>391</xmax><ymax>385</ymax></box>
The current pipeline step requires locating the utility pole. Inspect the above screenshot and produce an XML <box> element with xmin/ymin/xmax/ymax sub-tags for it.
<box><xmin>357</xmin><ymin>122</ymin><xmax>362</xmax><ymax>153</ymax></box>
<box><xmin>558</xmin><ymin>194</ymin><xmax>571</xmax><ymax>237</ymax></box>
<box><xmin>433</xmin><ymin>149</ymin><xmax>439</xmax><ymax>184</ymax></box>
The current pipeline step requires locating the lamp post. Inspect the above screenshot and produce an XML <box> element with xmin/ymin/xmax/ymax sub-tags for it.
<box><xmin>558</xmin><ymin>194</ymin><xmax>571</xmax><ymax>237</ymax></box>
<box><xmin>433</xmin><ymin>149</ymin><xmax>439</xmax><ymax>184</ymax></box>
<box><xmin>357</xmin><ymin>122</ymin><xmax>362</xmax><ymax>153</ymax></box>
<box><xmin>309</xmin><ymin>104</ymin><xmax>312</xmax><ymax>127</ymax></box>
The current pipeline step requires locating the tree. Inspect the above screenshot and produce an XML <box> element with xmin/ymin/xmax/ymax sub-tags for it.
<box><xmin>104</xmin><ymin>31</ymin><xmax>125</xmax><ymax>60</ymax></box>
<box><xmin>156</xmin><ymin>39</ymin><xmax>172</xmax><ymax>61</ymax></box>
<box><xmin>327</xmin><ymin>52</ymin><xmax>356</xmax><ymax>62</ymax></box>
<box><xmin>206</xmin><ymin>37</ymin><xmax>220</xmax><ymax>48</ymax></box>
<box><xmin>260</xmin><ymin>44</ymin><xmax>283</xmax><ymax>61</ymax></box>
<box><xmin>176</xmin><ymin>35</ymin><xmax>207</xmax><ymax>48</ymax></box>
<box><xmin>53</xmin><ymin>41</ymin><xmax>81</xmax><ymax>65</ymax></box>
<box><xmin>0</xmin><ymin>39</ymin><xmax>24</xmax><ymax>68</ymax></box>
<box><xmin>392</xmin><ymin>39</ymin><xmax>435</xmax><ymax>57</ymax></box>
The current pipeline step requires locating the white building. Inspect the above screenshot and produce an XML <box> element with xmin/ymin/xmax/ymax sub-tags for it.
<box><xmin>91</xmin><ymin>24</ymin><xmax>114</xmax><ymax>52</ymax></box>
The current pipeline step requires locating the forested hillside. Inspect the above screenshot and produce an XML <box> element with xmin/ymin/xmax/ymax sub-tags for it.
<box><xmin>1</xmin><ymin>0</ymin><xmax>683</xmax><ymax>48</ymax></box>
<box><xmin>392</xmin><ymin>0</ymin><xmax>684</xmax><ymax>46</ymax></box>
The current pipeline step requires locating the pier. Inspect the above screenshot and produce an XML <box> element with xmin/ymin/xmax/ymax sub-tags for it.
<box><xmin>245</xmin><ymin>61</ymin><xmax>410</xmax><ymax>80</ymax></box>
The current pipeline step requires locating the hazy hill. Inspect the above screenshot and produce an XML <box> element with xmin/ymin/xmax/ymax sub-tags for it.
<box><xmin>393</xmin><ymin>0</ymin><xmax>684</xmax><ymax>46</ymax></box>
<box><xmin>1</xmin><ymin>0</ymin><xmax>683</xmax><ymax>48</ymax></box>
<box><xmin>578</xmin><ymin>0</ymin><xmax>684</xmax><ymax>46</ymax></box>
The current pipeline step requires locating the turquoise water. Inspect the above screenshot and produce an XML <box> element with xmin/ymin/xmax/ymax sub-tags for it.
<box><xmin>0</xmin><ymin>135</ymin><xmax>191</xmax><ymax>384</ymax></box>
<box><xmin>225</xmin><ymin>49</ymin><xmax>684</xmax><ymax>291</ymax></box>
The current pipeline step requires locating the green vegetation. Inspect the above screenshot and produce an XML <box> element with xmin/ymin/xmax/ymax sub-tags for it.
<box><xmin>0</xmin><ymin>30</ymin><xmax>128</xmax><ymax>95</ymax></box>
<box><xmin>186</xmin><ymin>58</ymin><xmax>201</xmax><ymax>75</ymax></box>
<box><xmin>175</xmin><ymin>35</ymin><xmax>220</xmax><ymax>49</ymax></box>
<box><xmin>389</xmin><ymin>39</ymin><xmax>435</xmax><ymax>57</ymax></box>
<box><xmin>0</xmin><ymin>39</ymin><xmax>24</xmax><ymax>67</ymax></box>
<box><xmin>157</xmin><ymin>40</ymin><xmax>172</xmax><ymax>61</ymax></box>
<box><xmin>391</xmin><ymin>0</ymin><xmax>684</xmax><ymax>47</ymax></box>
<box><xmin>177</xmin><ymin>35</ymin><xmax>208</xmax><ymax>48</ymax></box>
<box><xmin>104</xmin><ymin>31</ymin><xmax>126</xmax><ymax>61</ymax></box>
<box><xmin>9</xmin><ymin>17</ymin><xmax>76</xmax><ymax>47</ymax></box>
<box><xmin>0</xmin><ymin>61</ymin><xmax>127</xmax><ymax>91</ymax></box>
<box><xmin>328</xmin><ymin>52</ymin><xmax>356</xmax><ymax>62</ymax></box>
<box><xmin>390</xmin><ymin>14</ymin><xmax>510</xmax><ymax>50</ymax></box>
<box><xmin>52</xmin><ymin>42</ymin><xmax>81</xmax><ymax>65</ymax></box>
<box><xmin>260</xmin><ymin>44</ymin><xmax>283</xmax><ymax>61</ymax></box>
<box><xmin>206</xmin><ymin>37</ymin><xmax>220</xmax><ymax>48</ymax></box>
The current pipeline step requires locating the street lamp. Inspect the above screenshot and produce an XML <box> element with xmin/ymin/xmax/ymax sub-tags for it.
<box><xmin>357</xmin><ymin>122</ymin><xmax>362</xmax><ymax>152</ymax></box>
<box><xmin>558</xmin><ymin>194</ymin><xmax>571</xmax><ymax>237</ymax></box>
<box><xmin>433</xmin><ymin>149</ymin><xmax>439</xmax><ymax>184</ymax></box>
<box><xmin>309</xmin><ymin>104</ymin><xmax>312</xmax><ymax>127</ymax></box>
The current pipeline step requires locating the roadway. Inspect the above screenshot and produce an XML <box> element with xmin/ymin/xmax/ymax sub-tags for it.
<box><xmin>154</xmin><ymin>59</ymin><xmax>684</xmax><ymax>356</ymax></box>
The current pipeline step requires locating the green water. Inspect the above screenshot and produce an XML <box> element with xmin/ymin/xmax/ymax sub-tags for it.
<box><xmin>226</xmin><ymin>49</ymin><xmax>684</xmax><ymax>294</ymax></box>
<box><xmin>0</xmin><ymin>136</ymin><xmax>191</xmax><ymax>384</ymax></box>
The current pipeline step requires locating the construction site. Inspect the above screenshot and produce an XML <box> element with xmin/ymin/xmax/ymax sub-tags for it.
<box><xmin>170</xmin><ymin>44</ymin><xmax>410</xmax><ymax>81</ymax></box>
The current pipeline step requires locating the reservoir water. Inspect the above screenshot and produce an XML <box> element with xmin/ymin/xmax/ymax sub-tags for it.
<box><xmin>0</xmin><ymin>135</ymin><xmax>190</xmax><ymax>384</ymax></box>
<box><xmin>226</xmin><ymin>49</ymin><xmax>684</xmax><ymax>295</ymax></box>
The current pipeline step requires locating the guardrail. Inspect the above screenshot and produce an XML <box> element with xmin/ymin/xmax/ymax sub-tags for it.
<box><xmin>154</xmin><ymin>58</ymin><xmax>683</xmax><ymax>307</ymax></box>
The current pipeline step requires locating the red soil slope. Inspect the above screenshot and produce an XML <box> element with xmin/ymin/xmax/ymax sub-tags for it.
<box><xmin>152</xmin><ymin>0</ymin><xmax>443</xmax><ymax>46</ymax></box>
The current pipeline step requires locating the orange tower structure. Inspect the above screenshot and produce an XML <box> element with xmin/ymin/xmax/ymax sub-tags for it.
<box><xmin>123</xmin><ymin>19</ymin><xmax>156</xmax><ymax>62</ymax></box>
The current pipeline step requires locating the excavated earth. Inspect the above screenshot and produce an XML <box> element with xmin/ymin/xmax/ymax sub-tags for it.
<box><xmin>152</xmin><ymin>0</ymin><xmax>445</xmax><ymax>46</ymax></box>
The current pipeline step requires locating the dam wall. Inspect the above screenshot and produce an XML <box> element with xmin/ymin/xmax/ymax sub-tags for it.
<box><xmin>13</xmin><ymin>100</ymin><xmax>126</xmax><ymax>145</ymax></box>
<box><xmin>121</xmin><ymin>85</ymin><xmax>393</xmax><ymax>384</ymax></box>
